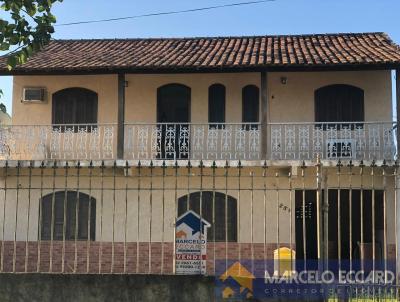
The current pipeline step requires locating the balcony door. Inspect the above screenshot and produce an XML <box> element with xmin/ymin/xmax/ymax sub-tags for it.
<box><xmin>157</xmin><ymin>84</ymin><xmax>191</xmax><ymax>159</ymax></box>
<box><xmin>315</xmin><ymin>84</ymin><xmax>364</xmax><ymax>159</ymax></box>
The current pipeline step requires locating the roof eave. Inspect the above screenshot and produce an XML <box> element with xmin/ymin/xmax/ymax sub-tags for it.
<box><xmin>0</xmin><ymin>63</ymin><xmax>399</xmax><ymax>76</ymax></box>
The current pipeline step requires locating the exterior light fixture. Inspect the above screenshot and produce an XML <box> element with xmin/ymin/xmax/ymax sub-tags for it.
<box><xmin>280</xmin><ymin>77</ymin><xmax>287</xmax><ymax>85</ymax></box>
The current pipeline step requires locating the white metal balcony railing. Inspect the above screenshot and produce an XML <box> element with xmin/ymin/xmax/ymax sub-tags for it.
<box><xmin>0</xmin><ymin>124</ymin><xmax>116</xmax><ymax>160</ymax></box>
<box><xmin>124</xmin><ymin>123</ymin><xmax>261</xmax><ymax>160</ymax></box>
<box><xmin>270</xmin><ymin>122</ymin><xmax>397</xmax><ymax>161</ymax></box>
<box><xmin>0</xmin><ymin>122</ymin><xmax>396</xmax><ymax>161</ymax></box>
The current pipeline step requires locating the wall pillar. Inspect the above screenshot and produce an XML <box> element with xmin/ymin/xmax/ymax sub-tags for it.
<box><xmin>261</xmin><ymin>71</ymin><xmax>268</xmax><ymax>159</ymax></box>
<box><xmin>117</xmin><ymin>73</ymin><xmax>126</xmax><ymax>159</ymax></box>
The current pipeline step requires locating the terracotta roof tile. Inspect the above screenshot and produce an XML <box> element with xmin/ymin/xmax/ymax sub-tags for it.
<box><xmin>1</xmin><ymin>32</ymin><xmax>400</xmax><ymax>74</ymax></box>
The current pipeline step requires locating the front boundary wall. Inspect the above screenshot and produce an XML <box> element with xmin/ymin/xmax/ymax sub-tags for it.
<box><xmin>0</xmin><ymin>274</ymin><xmax>215</xmax><ymax>302</ymax></box>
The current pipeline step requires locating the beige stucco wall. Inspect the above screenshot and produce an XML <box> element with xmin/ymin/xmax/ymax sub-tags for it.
<box><xmin>267</xmin><ymin>71</ymin><xmax>393</xmax><ymax>122</ymax></box>
<box><xmin>11</xmin><ymin>70</ymin><xmax>392</xmax><ymax>125</ymax></box>
<box><xmin>124</xmin><ymin>73</ymin><xmax>261</xmax><ymax>123</ymax></box>
<box><xmin>12</xmin><ymin>75</ymin><xmax>118</xmax><ymax>125</ymax></box>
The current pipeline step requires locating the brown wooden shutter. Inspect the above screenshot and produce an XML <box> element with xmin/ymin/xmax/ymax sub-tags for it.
<box><xmin>315</xmin><ymin>84</ymin><xmax>364</xmax><ymax>124</ymax></box>
<box><xmin>52</xmin><ymin>88</ymin><xmax>98</xmax><ymax>126</ymax></box>
<box><xmin>208</xmin><ymin>84</ymin><xmax>226</xmax><ymax>125</ymax></box>
<box><xmin>242</xmin><ymin>85</ymin><xmax>260</xmax><ymax>130</ymax></box>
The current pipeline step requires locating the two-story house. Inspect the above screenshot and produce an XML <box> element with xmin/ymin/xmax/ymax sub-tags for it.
<box><xmin>0</xmin><ymin>32</ymin><xmax>399</xmax><ymax>285</ymax></box>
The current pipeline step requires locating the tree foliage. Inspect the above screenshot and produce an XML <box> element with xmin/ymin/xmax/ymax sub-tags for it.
<box><xmin>0</xmin><ymin>0</ymin><xmax>62</xmax><ymax>69</ymax></box>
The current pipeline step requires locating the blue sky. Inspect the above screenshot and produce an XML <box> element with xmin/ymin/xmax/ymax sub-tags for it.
<box><xmin>1</xmin><ymin>0</ymin><xmax>399</xmax><ymax>114</ymax></box>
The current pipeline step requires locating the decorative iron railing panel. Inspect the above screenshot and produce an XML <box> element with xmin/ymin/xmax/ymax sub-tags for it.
<box><xmin>270</xmin><ymin>122</ymin><xmax>397</xmax><ymax>161</ymax></box>
<box><xmin>124</xmin><ymin>123</ymin><xmax>261</xmax><ymax>160</ymax></box>
<box><xmin>0</xmin><ymin>122</ymin><xmax>397</xmax><ymax>161</ymax></box>
<box><xmin>0</xmin><ymin>124</ymin><xmax>116</xmax><ymax>160</ymax></box>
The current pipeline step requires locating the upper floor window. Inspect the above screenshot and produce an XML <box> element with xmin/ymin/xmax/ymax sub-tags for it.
<box><xmin>315</xmin><ymin>84</ymin><xmax>364</xmax><ymax>124</ymax></box>
<box><xmin>52</xmin><ymin>88</ymin><xmax>98</xmax><ymax>128</ymax></box>
<box><xmin>178</xmin><ymin>191</ymin><xmax>237</xmax><ymax>242</ymax></box>
<box><xmin>208</xmin><ymin>84</ymin><xmax>226</xmax><ymax>126</ymax></box>
<box><xmin>242</xmin><ymin>85</ymin><xmax>260</xmax><ymax>129</ymax></box>
<box><xmin>40</xmin><ymin>191</ymin><xmax>96</xmax><ymax>241</ymax></box>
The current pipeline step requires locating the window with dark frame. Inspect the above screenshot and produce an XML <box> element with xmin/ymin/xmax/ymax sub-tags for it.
<box><xmin>242</xmin><ymin>85</ymin><xmax>260</xmax><ymax>130</ymax></box>
<box><xmin>52</xmin><ymin>87</ymin><xmax>98</xmax><ymax>132</ymax></box>
<box><xmin>177</xmin><ymin>191</ymin><xmax>237</xmax><ymax>242</ymax></box>
<box><xmin>208</xmin><ymin>84</ymin><xmax>226</xmax><ymax>128</ymax></box>
<box><xmin>40</xmin><ymin>191</ymin><xmax>96</xmax><ymax>241</ymax></box>
<box><xmin>315</xmin><ymin>84</ymin><xmax>364</xmax><ymax>129</ymax></box>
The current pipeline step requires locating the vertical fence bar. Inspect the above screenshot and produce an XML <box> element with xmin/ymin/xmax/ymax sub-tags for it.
<box><xmin>24</xmin><ymin>162</ymin><xmax>33</xmax><ymax>273</ymax></box>
<box><xmin>211</xmin><ymin>161</ymin><xmax>216</xmax><ymax>276</ymax></box>
<box><xmin>316</xmin><ymin>158</ymin><xmax>323</xmax><ymax>271</ymax></box>
<box><xmin>161</xmin><ymin>161</ymin><xmax>166</xmax><ymax>274</ymax></box>
<box><xmin>0</xmin><ymin>161</ymin><xmax>8</xmax><ymax>272</ymax></box>
<box><xmin>237</xmin><ymin>161</ymin><xmax>242</xmax><ymax>275</ymax></box>
<box><xmin>111</xmin><ymin>162</ymin><xmax>116</xmax><ymax>273</ymax></box>
<box><xmin>148</xmin><ymin>161</ymin><xmax>154</xmax><ymax>274</ymax></box>
<box><xmin>301</xmin><ymin>163</ymin><xmax>307</xmax><ymax>271</ymax></box>
<box><xmin>360</xmin><ymin>162</ymin><xmax>365</xmax><ymax>270</ymax></box>
<box><xmin>186</xmin><ymin>162</ymin><xmax>191</xmax><ymax>212</ymax></box>
<box><xmin>13</xmin><ymin>162</ymin><xmax>20</xmax><ymax>273</ymax></box>
<box><xmin>263</xmin><ymin>162</ymin><xmax>267</xmax><ymax>273</ymax></box>
<box><xmin>337</xmin><ymin>162</ymin><xmax>342</xmax><ymax>272</ymax></box>
<box><xmin>275</xmin><ymin>172</ymin><xmax>280</xmax><ymax>275</ymax></box>
<box><xmin>86</xmin><ymin>161</ymin><xmax>93</xmax><ymax>274</ymax></box>
<box><xmin>199</xmin><ymin>161</ymin><xmax>204</xmax><ymax>274</ymax></box>
<box><xmin>74</xmin><ymin>162</ymin><xmax>81</xmax><ymax>273</ymax></box>
<box><xmin>348</xmin><ymin>162</ymin><xmax>353</xmax><ymax>273</ymax></box>
<box><xmin>49</xmin><ymin>161</ymin><xmax>57</xmax><ymax>273</ymax></box>
<box><xmin>37</xmin><ymin>162</ymin><xmax>44</xmax><ymax>273</ymax></box>
<box><xmin>136</xmin><ymin>162</ymin><xmax>141</xmax><ymax>274</ymax></box>
<box><xmin>288</xmin><ymin>169</ymin><xmax>294</xmax><ymax>273</ymax></box>
<box><xmin>250</xmin><ymin>171</ymin><xmax>254</xmax><ymax>273</ymax></box>
<box><xmin>172</xmin><ymin>161</ymin><xmax>178</xmax><ymax>275</ymax></box>
<box><xmin>382</xmin><ymin>162</ymin><xmax>388</xmax><ymax>282</ymax></box>
<box><xmin>224</xmin><ymin>161</ymin><xmax>229</xmax><ymax>274</ymax></box>
<box><xmin>62</xmin><ymin>162</ymin><xmax>68</xmax><ymax>273</ymax></box>
<box><xmin>123</xmin><ymin>161</ymin><xmax>129</xmax><ymax>274</ymax></box>
<box><xmin>395</xmin><ymin>162</ymin><xmax>399</xmax><ymax>285</ymax></box>
<box><xmin>98</xmin><ymin>161</ymin><xmax>105</xmax><ymax>274</ymax></box>
<box><xmin>371</xmin><ymin>162</ymin><xmax>376</xmax><ymax>282</ymax></box>
<box><xmin>323</xmin><ymin>164</ymin><xmax>329</xmax><ymax>271</ymax></box>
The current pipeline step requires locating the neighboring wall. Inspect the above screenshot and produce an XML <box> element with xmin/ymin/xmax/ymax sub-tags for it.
<box><xmin>11</xmin><ymin>70</ymin><xmax>392</xmax><ymax>125</ymax></box>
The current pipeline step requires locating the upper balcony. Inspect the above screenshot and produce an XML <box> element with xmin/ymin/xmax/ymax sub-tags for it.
<box><xmin>0</xmin><ymin>121</ymin><xmax>396</xmax><ymax>162</ymax></box>
<box><xmin>2</xmin><ymin>33</ymin><xmax>400</xmax><ymax>164</ymax></box>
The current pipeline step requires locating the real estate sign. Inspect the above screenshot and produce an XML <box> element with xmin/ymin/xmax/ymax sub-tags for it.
<box><xmin>175</xmin><ymin>210</ymin><xmax>210</xmax><ymax>275</ymax></box>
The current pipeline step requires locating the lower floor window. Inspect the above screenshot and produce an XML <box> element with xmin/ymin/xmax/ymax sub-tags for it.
<box><xmin>178</xmin><ymin>191</ymin><xmax>237</xmax><ymax>242</ymax></box>
<box><xmin>40</xmin><ymin>191</ymin><xmax>96</xmax><ymax>241</ymax></box>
